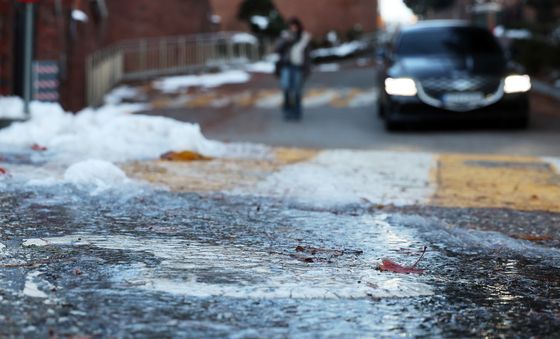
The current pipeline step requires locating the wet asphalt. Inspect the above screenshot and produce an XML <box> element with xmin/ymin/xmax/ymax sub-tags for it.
<box><xmin>139</xmin><ymin>61</ymin><xmax>560</xmax><ymax>157</ymax></box>
<box><xmin>1</xmin><ymin>183</ymin><xmax>560</xmax><ymax>338</ymax></box>
<box><xmin>2</xmin><ymin>61</ymin><xmax>560</xmax><ymax>337</ymax></box>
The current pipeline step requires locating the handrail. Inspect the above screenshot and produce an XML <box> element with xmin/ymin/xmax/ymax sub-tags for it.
<box><xmin>86</xmin><ymin>32</ymin><xmax>261</xmax><ymax>106</ymax></box>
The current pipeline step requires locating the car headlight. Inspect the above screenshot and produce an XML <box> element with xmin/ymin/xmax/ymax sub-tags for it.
<box><xmin>504</xmin><ymin>75</ymin><xmax>531</xmax><ymax>94</ymax></box>
<box><xmin>384</xmin><ymin>78</ymin><xmax>418</xmax><ymax>96</ymax></box>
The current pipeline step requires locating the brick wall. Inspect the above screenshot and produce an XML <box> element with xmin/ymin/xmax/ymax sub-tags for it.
<box><xmin>26</xmin><ymin>0</ymin><xmax>213</xmax><ymax>111</ymax></box>
<box><xmin>67</xmin><ymin>0</ymin><xmax>212</xmax><ymax>111</ymax></box>
<box><xmin>275</xmin><ymin>0</ymin><xmax>378</xmax><ymax>38</ymax></box>
<box><xmin>210</xmin><ymin>0</ymin><xmax>246</xmax><ymax>32</ymax></box>
<box><xmin>210</xmin><ymin>0</ymin><xmax>378</xmax><ymax>39</ymax></box>
<box><xmin>0</xmin><ymin>0</ymin><xmax>14</xmax><ymax>95</ymax></box>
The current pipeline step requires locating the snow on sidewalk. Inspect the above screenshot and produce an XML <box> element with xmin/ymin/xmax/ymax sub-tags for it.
<box><xmin>0</xmin><ymin>96</ymin><xmax>266</xmax><ymax>192</ymax></box>
<box><xmin>0</xmin><ymin>100</ymin><xmax>226</xmax><ymax>162</ymax></box>
<box><xmin>153</xmin><ymin>70</ymin><xmax>251</xmax><ymax>93</ymax></box>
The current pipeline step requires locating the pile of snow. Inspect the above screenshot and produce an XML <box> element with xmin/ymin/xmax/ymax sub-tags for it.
<box><xmin>64</xmin><ymin>159</ymin><xmax>129</xmax><ymax>194</ymax></box>
<box><xmin>311</xmin><ymin>41</ymin><xmax>368</xmax><ymax>59</ymax></box>
<box><xmin>103</xmin><ymin>85</ymin><xmax>142</xmax><ymax>105</ymax></box>
<box><xmin>250</xmin><ymin>15</ymin><xmax>269</xmax><ymax>30</ymax></box>
<box><xmin>0</xmin><ymin>98</ymin><xmax>226</xmax><ymax>162</ymax></box>
<box><xmin>0</xmin><ymin>97</ymin><xmax>26</xmax><ymax>119</ymax></box>
<box><xmin>245</xmin><ymin>54</ymin><xmax>278</xmax><ymax>74</ymax></box>
<box><xmin>71</xmin><ymin>9</ymin><xmax>88</xmax><ymax>22</ymax></box>
<box><xmin>153</xmin><ymin>70</ymin><xmax>251</xmax><ymax>93</ymax></box>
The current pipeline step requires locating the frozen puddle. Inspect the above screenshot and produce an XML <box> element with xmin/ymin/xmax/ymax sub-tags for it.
<box><xmin>22</xmin><ymin>215</ymin><xmax>434</xmax><ymax>300</ymax></box>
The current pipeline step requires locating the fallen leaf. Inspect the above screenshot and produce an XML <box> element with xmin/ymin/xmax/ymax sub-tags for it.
<box><xmin>0</xmin><ymin>167</ymin><xmax>7</xmax><ymax>175</ymax></box>
<box><xmin>160</xmin><ymin>150</ymin><xmax>213</xmax><ymax>162</ymax></box>
<box><xmin>378</xmin><ymin>246</ymin><xmax>427</xmax><ymax>274</ymax></box>
<box><xmin>31</xmin><ymin>143</ymin><xmax>47</xmax><ymax>151</ymax></box>
<box><xmin>512</xmin><ymin>234</ymin><xmax>554</xmax><ymax>242</ymax></box>
<box><xmin>378</xmin><ymin>259</ymin><xmax>425</xmax><ymax>274</ymax></box>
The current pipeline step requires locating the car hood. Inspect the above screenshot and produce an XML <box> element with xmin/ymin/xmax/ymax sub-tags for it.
<box><xmin>389</xmin><ymin>55</ymin><xmax>507</xmax><ymax>79</ymax></box>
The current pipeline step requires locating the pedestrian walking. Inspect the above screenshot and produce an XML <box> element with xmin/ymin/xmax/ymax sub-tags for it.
<box><xmin>275</xmin><ymin>18</ymin><xmax>312</xmax><ymax>121</ymax></box>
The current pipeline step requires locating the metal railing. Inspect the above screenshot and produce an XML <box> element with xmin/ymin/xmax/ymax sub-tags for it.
<box><xmin>86</xmin><ymin>32</ymin><xmax>261</xmax><ymax>106</ymax></box>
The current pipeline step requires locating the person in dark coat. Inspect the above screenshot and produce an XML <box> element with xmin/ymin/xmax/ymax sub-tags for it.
<box><xmin>275</xmin><ymin>18</ymin><xmax>312</xmax><ymax>121</ymax></box>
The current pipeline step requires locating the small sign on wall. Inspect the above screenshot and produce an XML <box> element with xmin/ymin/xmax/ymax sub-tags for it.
<box><xmin>33</xmin><ymin>60</ymin><xmax>59</xmax><ymax>102</ymax></box>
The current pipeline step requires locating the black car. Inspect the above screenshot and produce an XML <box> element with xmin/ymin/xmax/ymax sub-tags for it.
<box><xmin>378</xmin><ymin>21</ymin><xmax>531</xmax><ymax>130</ymax></box>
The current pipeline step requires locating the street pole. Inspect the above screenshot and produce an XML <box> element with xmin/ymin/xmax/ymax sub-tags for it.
<box><xmin>23</xmin><ymin>2</ymin><xmax>34</xmax><ymax>118</ymax></box>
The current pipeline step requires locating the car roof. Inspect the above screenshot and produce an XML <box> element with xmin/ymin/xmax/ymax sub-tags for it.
<box><xmin>400</xmin><ymin>20</ymin><xmax>476</xmax><ymax>33</ymax></box>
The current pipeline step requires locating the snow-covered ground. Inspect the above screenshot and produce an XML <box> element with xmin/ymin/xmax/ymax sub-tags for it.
<box><xmin>0</xmin><ymin>96</ymin><xmax>266</xmax><ymax>192</ymax></box>
<box><xmin>153</xmin><ymin>70</ymin><xmax>251</xmax><ymax>93</ymax></box>
<box><xmin>0</xmin><ymin>96</ymin><xmax>27</xmax><ymax>119</ymax></box>
<box><xmin>311</xmin><ymin>41</ymin><xmax>368</xmax><ymax>59</ymax></box>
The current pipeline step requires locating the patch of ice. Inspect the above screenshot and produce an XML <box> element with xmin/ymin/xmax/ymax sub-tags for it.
<box><xmin>64</xmin><ymin>159</ymin><xmax>129</xmax><ymax>193</ymax></box>
<box><xmin>249</xmin><ymin>150</ymin><xmax>436</xmax><ymax>206</ymax></box>
<box><xmin>24</xmin><ymin>214</ymin><xmax>434</xmax><ymax>300</ymax></box>
<box><xmin>0</xmin><ymin>96</ymin><xmax>26</xmax><ymax>119</ymax></box>
<box><xmin>153</xmin><ymin>70</ymin><xmax>251</xmax><ymax>93</ymax></box>
<box><xmin>390</xmin><ymin>214</ymin><xmax>560</xmax><ymax>267</ymax></box>
<box><xmin>22</xmin><ymin>239</ymin><xmax>50</xmax><ymax>247</ymax></box>
<box><xmin>22</xmin><ymin>271</ymin><xmax>48</xmax><ymax>299</ymax></box>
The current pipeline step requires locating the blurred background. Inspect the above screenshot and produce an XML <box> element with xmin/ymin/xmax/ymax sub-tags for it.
<box><xmin>0</xmin><ymin>1</ymin><xmax>558</xmax><ymax>137</ymax></box>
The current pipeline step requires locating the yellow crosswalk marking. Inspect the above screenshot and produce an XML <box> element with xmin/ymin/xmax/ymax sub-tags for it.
<box><xmin>432</xmin><ymin>154</ymin><xmax>560</xmax><ymax>212</ymax></box>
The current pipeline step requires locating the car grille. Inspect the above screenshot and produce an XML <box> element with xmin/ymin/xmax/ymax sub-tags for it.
<box><xmin>420</xmin><ymin>76</ymin><xmax>501</xmax><ymax>98</ymax></box>
<box><xmin>417</xmin><ymin>76</ymin><xmax>504</xmax><ymax>111</ymax></box>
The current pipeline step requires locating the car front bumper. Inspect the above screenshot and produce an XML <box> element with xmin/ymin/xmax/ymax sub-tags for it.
<box><xmin>383</xmin><ymin>92</ymin><xmax>530</xmax><ymax>123</ymax></box>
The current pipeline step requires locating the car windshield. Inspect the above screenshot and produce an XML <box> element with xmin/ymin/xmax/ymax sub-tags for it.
<box><xmin>395</xmin><ymin>26</ymin><xmax>503</xmax><ymax>57</ymax></box>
